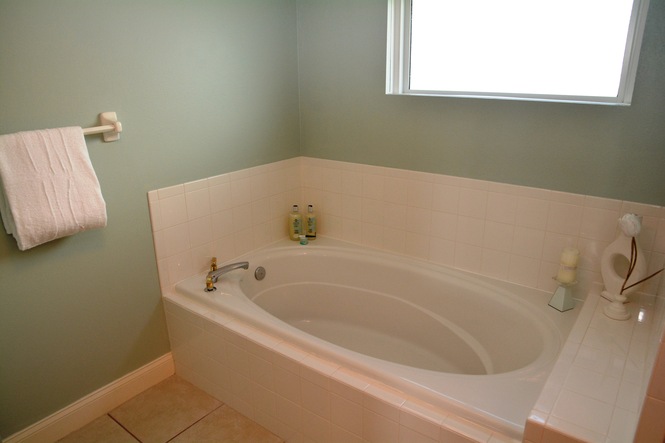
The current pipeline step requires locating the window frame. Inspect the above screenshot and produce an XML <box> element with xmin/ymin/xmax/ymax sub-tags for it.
<box><xmin>386</xmin><ymin>0</ymin><xmax>651</xmax><ymax>105</ymax></box>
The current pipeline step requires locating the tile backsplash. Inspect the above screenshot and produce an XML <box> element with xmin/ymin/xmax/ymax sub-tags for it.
<box><xmin>148</xmin><ymin>158</ymin><xmax>302</xmax><ymax>291</ymax></box>
<box><xmin>300</xmin><ymin>158</ymin><xmax>665</xmax><ymax>300</ymax></box>
<box><xmin>148</xmin><ymin>156</ymin><xmax>665</xmax><ymax>299</ymax></box>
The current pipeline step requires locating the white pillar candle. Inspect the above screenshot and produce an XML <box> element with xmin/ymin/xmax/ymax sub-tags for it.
<box><xmin>557</xmin><ymin>266</ymin><xmax>577</xmax><ymax>284</ymax></box>
<box><xmin>560</xmin><ymin>247</ymin><xmax>580</xmax><ymax>267</ymax></box>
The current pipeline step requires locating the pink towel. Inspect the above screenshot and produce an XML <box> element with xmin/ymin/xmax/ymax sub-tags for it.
<box><xmin>0</xmin><ymin>127</ymin><xmax>107</xmax><ymax>250</ymax></box>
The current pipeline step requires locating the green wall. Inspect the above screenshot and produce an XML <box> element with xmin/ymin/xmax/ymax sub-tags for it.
<box><xmin>297</xmin><ymin>0</ymin><xmax>665</xmax><ymax>206</ymax></box>
<box><xmin>0</xmin><ymin>0</ymin><xmax>299</xmax><ymax>437</ymax></box>
<box><xmin>1</xmin><ymin>0</ymin><xmax>664</xmax><ymax>438</ymax></box>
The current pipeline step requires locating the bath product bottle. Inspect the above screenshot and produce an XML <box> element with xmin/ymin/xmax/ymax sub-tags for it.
<box><xmin>289</xmin><ymin>205</ymin><xmax>303</xmax><ymax>240</ymax></box>
<box><xmin>305</xmin><ymin>204</ymin><xmax>317</xmax><ymax>239</ymax></box>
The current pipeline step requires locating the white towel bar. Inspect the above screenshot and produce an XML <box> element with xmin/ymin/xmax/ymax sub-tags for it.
<box><xmin>83</xmin><ymin>112</ymin><xmax>122</xmax><ymax>142</ymax></box>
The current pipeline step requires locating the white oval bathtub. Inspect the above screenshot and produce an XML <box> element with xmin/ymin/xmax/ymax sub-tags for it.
<box><xmin>172</xmin><ymin>237</ymin><xmax>579</xmax><ymax>438</ymax></box>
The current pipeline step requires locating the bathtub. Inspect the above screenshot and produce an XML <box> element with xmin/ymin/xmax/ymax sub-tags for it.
<box><xmin>167</xmin><ymin>237</ymin><xmax>579</xmax><ymax>440</ymax></box>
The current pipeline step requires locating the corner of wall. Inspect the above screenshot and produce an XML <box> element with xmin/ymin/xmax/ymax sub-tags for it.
<box><xmin>147</xmin><ymin>157</ymin><xmax>303</xmax><ymax>293</ymax></box>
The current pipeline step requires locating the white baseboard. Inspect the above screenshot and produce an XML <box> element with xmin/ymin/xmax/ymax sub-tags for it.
<box><xmin>3</xmin><ymin>353</ymin><xmax>174</xmax><ymax>443</ymax></box>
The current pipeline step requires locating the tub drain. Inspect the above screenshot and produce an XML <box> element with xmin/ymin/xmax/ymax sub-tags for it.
<box><xmin>254</xmin><ymin>266</ymin><xmax>266</xmax><ymax>281</ymax></box>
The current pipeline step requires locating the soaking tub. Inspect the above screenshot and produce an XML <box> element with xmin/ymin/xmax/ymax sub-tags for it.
<box><xmin>168</xmin><ymin>237</ymin><xmax>579</xmax><ymax>440</ymax></box>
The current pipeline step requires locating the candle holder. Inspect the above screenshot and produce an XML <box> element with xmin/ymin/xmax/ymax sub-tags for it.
<box><xmin>549</xmin><ymin>277</ymin><xmax>576</xmax><ymax>312</ymax></box>
<box><xmin>603</xmin><ymin>290</ymin><xmax>630</xmax><ymax>320</ymax></box>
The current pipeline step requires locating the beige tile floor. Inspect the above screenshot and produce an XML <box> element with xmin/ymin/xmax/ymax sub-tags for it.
<box><xmin>58</xmin><ymin>375</ymin><xmax>283</xmax><ymax>443</ymax></box>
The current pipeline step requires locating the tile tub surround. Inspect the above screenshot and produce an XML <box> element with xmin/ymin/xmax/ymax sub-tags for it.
<box><xmin>163</xmin><ymin>293</ymin><xmax>523</xmax><ymax>443</ymax></box>
<box><xmin>148</xmin><ymin>157</ymin><xmax>302</xmax><ymax>293</ymax></box>
<box><xmin>148</xmin><ymin>157</ymin><xmax>665</xmax><ymax>442</ymax></box>
<box><xmin>148</xmin><ymin>156</ymin><xmax>665</xmax><ymax>299</ymax></box>
<box><xmin>298</xmin><ymin>157</ymin><xmax>665</xmax><ymax>301</ymax></box>
<box><xmin>164</xmin><ymin>282</ymin><xmax>662</xmax><ymax>443</ymax></box>
<box><xmin>524</xmin><ymin>284</ymin><xmax>665</xmax><ymax>443</ymax></box>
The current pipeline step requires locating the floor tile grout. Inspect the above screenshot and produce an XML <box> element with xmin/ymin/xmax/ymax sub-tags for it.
<box><xmin>165</xmin><ymin>404</ymin><xmax>224</xmax><ymax>443</ymax></box>
<box><xmin>107</xmin><ymin>413</ymin><xmax>142</xmax><ymax>442</ymax></box>
<box><xmin>57</xmin><ymin>375</ymin><xmax>282</xmax><ymax>443</ymax></box>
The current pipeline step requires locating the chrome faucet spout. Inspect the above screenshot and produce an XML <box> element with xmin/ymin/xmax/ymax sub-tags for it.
<box><xmin>206</xmin><ymin>261</ymin><xmax>249</xmax><ymax>283</ymax></box>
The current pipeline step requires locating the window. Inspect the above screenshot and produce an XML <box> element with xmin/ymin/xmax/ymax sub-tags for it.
<box><xmin>386</xmin><ymin>0</ymin><xmax>650</xmax><ymax>105</ymax></box>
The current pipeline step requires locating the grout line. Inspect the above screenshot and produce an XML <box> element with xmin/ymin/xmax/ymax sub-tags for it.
<box><xmin>164</xmin><ymin>404</ymin><xmax>224</xmax><ymax>442</ymax></box>
<box><xmin>108</xmin><ymin>413</ymin><xmax>142</xmax><ymax>442</ymax></box>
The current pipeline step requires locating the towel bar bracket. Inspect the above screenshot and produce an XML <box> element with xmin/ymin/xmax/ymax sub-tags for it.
<box><xmin>82</xmin><ymin>112</ymin><xmax>122</xmax><ymax>142</ymax></box>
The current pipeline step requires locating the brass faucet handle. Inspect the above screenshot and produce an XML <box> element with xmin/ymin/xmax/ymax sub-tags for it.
<box><xmin>205</xmin><ymin>276</ymin><xmax>216</xmax><ymax>292</ymax></box>
<box><xmin>210</xmin><ymin>257</ymin><xmax>217</xmax><ymax>271</ymax></box>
